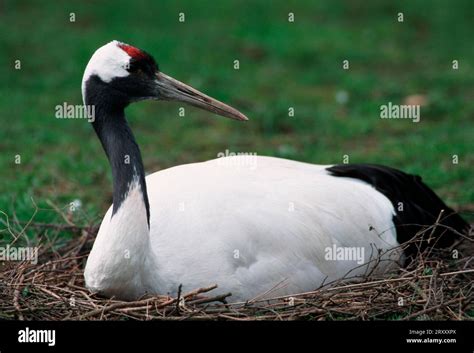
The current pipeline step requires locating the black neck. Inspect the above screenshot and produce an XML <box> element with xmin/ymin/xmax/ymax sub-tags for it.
<box><xmin>86</xmin><ymin>76</ymin><xmax>150</xmax><ymax>226</ymax></box>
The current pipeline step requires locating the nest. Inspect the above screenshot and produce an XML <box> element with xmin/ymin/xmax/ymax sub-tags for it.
<box><xmin>0</xmin><ymin>222</ymin><xmax>472</xmax><ymax>321</ymax></box>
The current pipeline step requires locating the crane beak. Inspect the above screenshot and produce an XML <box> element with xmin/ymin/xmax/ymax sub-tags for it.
<box><xmin>154</xmin><ymin>72</ymin><xmax>248</xmax><ymax>121</ymax></box>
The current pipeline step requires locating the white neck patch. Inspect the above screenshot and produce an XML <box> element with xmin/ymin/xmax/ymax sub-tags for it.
<box><xmin>81</xmin><ymin>40</ymin><xmax>131</xmax><ymax>103</ymax></box>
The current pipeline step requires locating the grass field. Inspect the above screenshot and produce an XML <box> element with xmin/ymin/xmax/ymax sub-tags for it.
<box><xmin>0</xmin><ymin>0</ymin><xmax>473</xmax><ymax>239</ymax></box>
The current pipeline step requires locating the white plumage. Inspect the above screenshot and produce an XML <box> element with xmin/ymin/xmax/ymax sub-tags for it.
<box><xmin>85</xmin><ymin>156</ymin><xmax>400</xmax><ymax>301</ymax></box>
<box><xmin>81</xmin><ymin>40</ymin><xmax>130</xmax><ymax>100</ymax></box>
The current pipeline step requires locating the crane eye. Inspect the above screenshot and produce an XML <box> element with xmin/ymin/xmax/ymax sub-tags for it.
<box><xmin>134</xmin><ymin>68</ymin><xmax>144</xmax><ymax>75</ymax></box>
<box><xmin>126</xmin><ymin>60</ymin><xmax>145</xmax><ymax>75</ymax></box>
<box><xmin>128</xmin><ymin>65</ymin><xmax>143</xmax><ymax>75</ymax></box>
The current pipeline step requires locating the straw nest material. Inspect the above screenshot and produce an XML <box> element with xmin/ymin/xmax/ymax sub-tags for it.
<box><xmin>0</xmin><ymin>222</ymin><xmax>472</xmax><ymax>321</ymax></box>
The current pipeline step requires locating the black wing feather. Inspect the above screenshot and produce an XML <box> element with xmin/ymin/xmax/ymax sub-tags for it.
<box><xmin>327</xmin><ymin>164</ymin><xmax>469</xmax><ymax>259</ymax></box>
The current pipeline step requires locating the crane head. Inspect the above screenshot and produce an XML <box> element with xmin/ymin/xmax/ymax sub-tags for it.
<box><xmin>82</xmin><ymin>40</ymin><xmax>248</xmax><ymax>121</ymax></box>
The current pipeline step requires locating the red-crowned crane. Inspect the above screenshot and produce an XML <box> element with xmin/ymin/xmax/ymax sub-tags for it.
<box><xmin>82</xmin><ymin>41</ymin><xmax>469</xmax><ymax>301</ymax></box>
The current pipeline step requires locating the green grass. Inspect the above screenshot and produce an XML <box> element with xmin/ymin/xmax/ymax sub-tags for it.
<box><xmin>0</xmin><ymin>0</ymin><xmax>473</xmax><ymax>240</ymax></box>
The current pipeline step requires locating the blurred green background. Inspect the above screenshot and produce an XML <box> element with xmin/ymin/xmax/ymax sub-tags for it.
<box><xmin>0</xmin><ymin>0</ymin><xmax>473</xmax><ymax>239</ymax></box>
